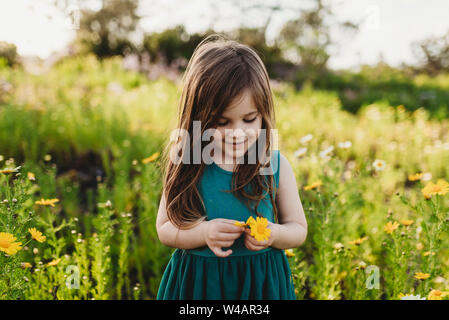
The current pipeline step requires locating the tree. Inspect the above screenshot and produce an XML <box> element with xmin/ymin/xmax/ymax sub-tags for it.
<box><xmin>39</xmin><ymin>0</ymin><xmax>141</xmax><ymax>57</ymax></box>
<box><xmin>277</xmin><ymin>0</ymin><xmax>358</xmax><ymax>71</ymax></box>
<box><xmin>75</xmin><ymin>0</ymin><xmax>141</xmax><ymax>57</ymax></box>
<box><xmin>412</xmin><ymin>31</ymin><xmax>449</xmax><ymax>75</ymax></box>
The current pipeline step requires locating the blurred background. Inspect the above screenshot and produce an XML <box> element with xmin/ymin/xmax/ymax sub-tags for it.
<box><xmin>1</xmin><ymin>0</ymin><xmax>449</xmax><ymax>300</ymax></box>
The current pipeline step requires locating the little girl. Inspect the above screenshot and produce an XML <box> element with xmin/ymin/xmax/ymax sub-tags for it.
<box><xmin>156</xmin><ymin>34</ymin><xmax>307</xmax><ymax>300</ymax></box>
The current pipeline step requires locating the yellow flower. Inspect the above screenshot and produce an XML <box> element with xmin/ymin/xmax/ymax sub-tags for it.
<box><xmin>0</xmin><ymin>232</ymin><xmax>22</xmax><ymax>255</ymax></box>
<box><xmin>245</xmin><ymin>216</ymin><xmax>256</xmax><ymax>228</ymax></box>
<box><xmin>28</xmin><ymin>228</ymin><xmax>46</xmax><ymax>243</ymax></box>
<box><xmin>428</xmin><ymin>289</ymin><xmax>449</xmax><ymax>300</ymax></box>
<box><xmin>408</xmin><ymin>173</ymin><xmax>423</xmax><ymax>181</ymax></box>
<box><xmin>21</xmin><ymin>262</ymin><xmax>32</xmax><ymax>269</ymax></box>
<box><xmin>47</xmin><ymin>258</ymin><xmax>61</xmax><ymax>267</ymax></box>
<box><xmin>35</xmin><ymin>198</ymin><xmax>59</xmax><ymax>207</ymax></box>
<box><xmin>27</xmin><ymin>172</ymin><xmax>36</xmax><ymax>181</ymax></box>
<box><xmin>304</xmin><ymin>179</ymin><xmax>322</xmax><ymax>191</ymax></box>
<box><xmin>249</xmin><ymin>216</ymin><xmax>271</xmax><ymax>242</ymax></box>
<box><xmin>142</xmin><ymin>152</ymin><xmax>160</xmax><ymax>164</ymax></box>
<box><xmin>285</xmin><ymin>249</ymin><xmax>295</xmax><ymax>257</ymax></box>
<box><xmin>384</xmin><ymin>221</ymin><xmax>400</xmax><ymax>234</ymax></box>
<box><xmin>349</xmin><ymin>236</ymin><xmax>368</xmax><ymax>246</ymax></box>
<box><xmin>423</xmin><ymin>251</ymin><xmax>435</xmax><ymax>257</ymax></box>
<box><xmin>234</xmin><ymin>221</ymin><xmax>247</xmax><ymax>227</ymax></box>
<box><xmin>422</xmin><ymin>179</ymin><xmax>449</xmax><ymax>199</ymax></box>
<box><xmin>400</xmin><ymin>219</ymin><xmax>414</xmax><ymax>226</ymax></box>
<box><xmin>414</xmin><ymin>272</ymin><xmax>430</xmax><ymax>280</ymax></box>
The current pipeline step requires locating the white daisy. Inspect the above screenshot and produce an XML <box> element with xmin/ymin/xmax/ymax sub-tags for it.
<box><xmin>372</xmin><ymin>159</ymin><xmax>386</xmax><ymax>171</ymax></box>
<box><xmin>338</xmin><ymin>141</ymin><xmax>352</xmax><ymax>149</ymax></box>
<box><xmin>421</xmin><ymin>172</ymin><xmax>432</xmax><ymax>181</ymax></box>
<box><xmin>319</xmin><ymin>146</ymin><xmax>334</xmax><ymax>159</ymax></box>
<box><xmin>400</xmin><ymin>294</ymin><xmax>426</xmax><ymax>300</ymax></box>
<box><xmin>293</xmin><ymin>147</ymin><xmax>307</xmax><ymax>158</ymax></box>
<box><xmin>300</xmin><ymin>134</ymin><xmax>313</xmax><ymax>144</ymax></box>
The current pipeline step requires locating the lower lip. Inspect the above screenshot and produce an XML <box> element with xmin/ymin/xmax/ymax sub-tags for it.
<box><xmin>226</xmin><ymin>141</ymin><xmax>246</xmax><ymax>149</ymax></box>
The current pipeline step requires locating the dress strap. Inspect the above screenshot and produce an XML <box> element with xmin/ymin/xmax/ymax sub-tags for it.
<box><xmin>273</xmin><ymin>149</ymin><xmax>280</xmax><ymax>189</ymax></box>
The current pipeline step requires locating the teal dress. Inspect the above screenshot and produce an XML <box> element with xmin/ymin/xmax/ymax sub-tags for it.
<box><xmin>156</xmin><ymin>150</ymin><xmax>296</xmax><ymax>300</ymax></box>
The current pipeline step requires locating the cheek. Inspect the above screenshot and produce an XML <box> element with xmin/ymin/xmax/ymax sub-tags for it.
<box><xmin>246</xmin><ymin>119</ymin><xmax>262</xmax><ymax>141</ymax></box>
<box><xmin>212</xmin><ymin>129</ymin><xmax>225</xmax><ymax>146</ymax></box>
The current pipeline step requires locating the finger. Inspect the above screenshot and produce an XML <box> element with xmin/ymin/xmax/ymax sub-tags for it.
<box><xmin>244</xmin><ymin>238</ymin><xmax>259</xmax><ymax>251</ymax></box>
<box><xmin>214</xmin><ymin>240</ymin><xmax>234</xmax><ymax>247</ymax></box>
<box><xmin>212</xmin><ymin>246</ymin><xmax>232</xmax><ymax>258</ymax></box>
<box><xmin>216</xmin><ymin>232</ymin><xmax>242</xmax><ymax>241</ymax></box>
<box><xmin>244</xmin><ymin>238</ymin><xmax>266</xmax><ymax>251</ymax></box>
<box><xmin>245</xmin><ymin>233</ymin><xmax>267</xmax><ymax>247</ymax></box>
<box><xmin>219</xmin><ymin>223</ymin><xmax>246</xmax><ymax>234</ymax></box>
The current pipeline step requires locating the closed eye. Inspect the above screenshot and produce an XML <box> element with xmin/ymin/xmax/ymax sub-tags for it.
<box><xmin>244</xmin><ymin>117</ymin><xmax>257</xmax><ymax>123</ymax></box>
<box><xmin>217</xmin><ymin>117</ymin><xmax>257</xmax><ymax>126</ymax></box>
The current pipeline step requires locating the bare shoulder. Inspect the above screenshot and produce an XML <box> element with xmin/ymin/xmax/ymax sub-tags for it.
<box><xmin>277</xmin><ymin>152</ymin><xmax>296</xmax><ymax>195</ymax></box>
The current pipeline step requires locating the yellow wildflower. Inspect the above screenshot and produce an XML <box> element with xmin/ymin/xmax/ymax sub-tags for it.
<box><xmin>234</xmin><ymin>221</ymin><xmax>247</xmax><ymax>227</ymax></box>
<box><xmin>21</xmin><ymin>262</ymin><xmax>32</xmax><ymax>269</ymax></box>
<box><xmin>423</xmin><ymin>251</ymin><xmax>435</xmax><ymax>257</ymax></box>
<box><xmin>349</xmin><ymin>236</ymin><xmax>368</xmax><ymax>246</ymax></box>
<box><xmin>400</xmin><ymin>219</ymin><xmax>414</xmax><ymax>226</ymax></box>
<box><xmin>249</xmin><ymin>216</ymin><xmax>271</xmax><ymax>242</ymax></box>
<box><xmin>428</xmin><ymin>289</ymin><xmax>449</xmax><ymax>300</ymax></box>
<box><xmin>384</xmin><ymin>221</ymin><xmax>400</xmax><ymax>234</ymax></box>
<box><xmin>35</xmin><ymin>198</ymin><xmax>59</xmax><ymax>207</ymax></box>
<box><xmin>47</xmin><ymin>258</ymin><xmax>61</xmax><ymax>267</ymax></box>
<box><xmin>414</xmin><ymin>272</ymin><xmax>430</xmax><ymax>280</ymax></box>
<box><xmin>285</xmin><ymin>249</ymin><xmax>295</xmax><ymax>257</ymax></box>
<box><xmin>304</xmin><ymin>179</ymin><xmax>322</xmax><ymax>191</ymax></box>
<box><xmin>408</xmin><ymin>173</ymin><xmax>423</xmax><ymax>181</ymax></box>
<box><xmin>142</xmin><ymin>152</ymin><xmax>160</xmax><ymax>164</ymax></box>
<box><xmin>28</xmin><ymin>228</ymin><xmax>46</xmax><ymax>243</ymax></box>
<box><xmin>245</xmin><ymin>216</ymin><xmax>256</xmax><ymax>228</ymax></box>
<box><xmin>0</xmin><ymin>232</ymin><xmax>22</xmax><ymax>255</ymax></box>
<box><xmin>422</xmin><ymin>179</ymin><xmax>449</xmax><ymax>199</ymax></box>
<box><xmin>338</xmin><ymin>271</ymin><xmax>347</xmax><ymax>280</ymax></box>
<box><xmin>27</xmin><ymin>172</ymin><xmax>36</xmax><ymax>181</ymax></box>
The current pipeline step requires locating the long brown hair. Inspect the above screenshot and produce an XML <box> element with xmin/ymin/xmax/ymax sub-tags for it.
<box><xmin>161</xmin><ymin>33</ymin><xmax>279</xmax><ymax>232</ymax></box>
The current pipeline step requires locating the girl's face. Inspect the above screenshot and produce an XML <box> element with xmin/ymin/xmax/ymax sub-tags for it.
<box><xmin>211</xmin><ymin>90</ymin><xmax>262</xmax><ymax>163</ymax></box>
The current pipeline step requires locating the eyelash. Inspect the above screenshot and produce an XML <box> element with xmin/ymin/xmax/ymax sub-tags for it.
<box><xmin>217</xmin><ymin>117</ymin><xmax>257</xmax><ymax>126</ymax></box>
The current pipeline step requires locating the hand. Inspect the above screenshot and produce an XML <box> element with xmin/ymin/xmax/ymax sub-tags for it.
<box><xmin>202</xmin><ymin>218</ymin><xmax>246</xmax><ymax>258</ymax></box>
<box><xmin>243</xmin><ymin>221</ymin><xmax>278</xmax><ymax>251</ymax></box>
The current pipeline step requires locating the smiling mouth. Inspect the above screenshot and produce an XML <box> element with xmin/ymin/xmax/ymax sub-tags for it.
<box><xmin>225</xmin><ymin>139</ymin><xmax>247</xmax><ymax>145</ymax></box>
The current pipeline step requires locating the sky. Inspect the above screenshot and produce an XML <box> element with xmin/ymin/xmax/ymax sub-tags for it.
<box><xmin>0</xmin><ymin>0</ymin><xmax>448</xmax><ymax>71</ymax></box>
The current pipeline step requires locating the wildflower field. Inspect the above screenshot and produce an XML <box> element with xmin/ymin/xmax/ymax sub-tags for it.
<box><xmin>0</xmin><ymin>54</ymin><xmax>449</xmax><ymax>300</ymax></box>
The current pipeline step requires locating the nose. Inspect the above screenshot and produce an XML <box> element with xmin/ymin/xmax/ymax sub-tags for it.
<box><xmin>224</xmin><ymin>128</ymin><xmax>247</xmax><ymax>143</ymax></box>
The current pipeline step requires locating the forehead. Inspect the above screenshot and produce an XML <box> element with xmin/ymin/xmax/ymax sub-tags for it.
<box><xmin>221</xmin><ymin>90</ymin><xmax>257</xmax><ymax>117</ymax></box>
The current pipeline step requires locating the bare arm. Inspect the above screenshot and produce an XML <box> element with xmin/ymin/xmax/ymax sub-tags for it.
<box><xmin>156</xmin><ymin>191</ymin><xmax>209</xmax><ymax>249</ymax></box>
<box><xmin>271</xmin><ymin>153</ymin><xmax>308</xmax><ymax>249</ymax></box>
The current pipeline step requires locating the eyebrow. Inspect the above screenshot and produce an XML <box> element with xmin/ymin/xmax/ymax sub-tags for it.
<box><xmin>219</xmin><ymin>110</ymin><xmax>258</xmax><ymax>120</ymax></box>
